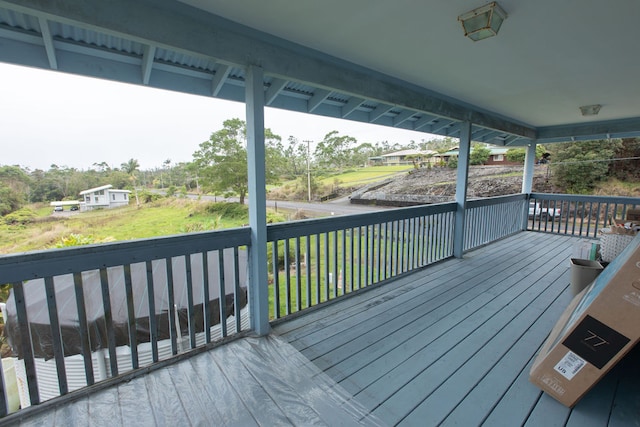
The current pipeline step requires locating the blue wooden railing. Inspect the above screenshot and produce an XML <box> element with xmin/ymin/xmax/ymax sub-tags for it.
<box><xmin>266</xmin><ymin>203</ymin><xmax>457</xmax><ymax>319</ymax></box>
<box><xmin>528</xmin><ymin>193</ymin><xmax>639</xmax><ymax>238</ymax></box>
<box><xmin>0</xmin><ymin>228</ymin><xmax>251</xmax><ymax>414</ymax></box>
<box><xmin>1</xmin><ymin>193</ymin><xmax>639</xmax><ymax>417</ymax></box>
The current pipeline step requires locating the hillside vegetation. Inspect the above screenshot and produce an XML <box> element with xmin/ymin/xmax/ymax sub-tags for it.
<box><xmin>0</xmin><ymin>199</ymin><xmax>279</xmax><ymax>254</ymax></box>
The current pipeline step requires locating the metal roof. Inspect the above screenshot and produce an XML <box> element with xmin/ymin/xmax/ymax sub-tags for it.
<box><xmin>79</xmin><ymin>187</ymin><xmax>130</xmax><ymax>195</ymax></box>
<box><xmin>1</xmin><ymin>0</ymin><xmax>639</xmax><ymax>146</ymax></box>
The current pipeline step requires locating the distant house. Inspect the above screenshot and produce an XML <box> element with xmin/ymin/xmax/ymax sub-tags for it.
<box><xmin>434</xmin><ymin>146</ymin><xmax>518</xmax><ymax>166</ymax></box>
<box><xmin>79</xmin><ymin>184</ymin><xmax>131</xmax><ymax>211</ymax></box>
<box><xmin>369</xmin><ymin>149</ymin><xmax>437</xmax><ymax>166</ymax></box>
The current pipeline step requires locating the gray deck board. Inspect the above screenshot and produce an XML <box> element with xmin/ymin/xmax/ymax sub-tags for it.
<box><xmin>327</xmin><ymin>235</ymin><xmax>569</xmax><ymax>387</ymax></box>
<box><xmin>369</xmin><ymin>244</ymin><xmax>570</xmax><ymax>424</ymax></box>
<box><xmin>435</xmin><ymin>267</ymin><xmax>573</xmax><ymax>426</ymax></box>
<box><xmin>275</xmin><ymin>231</ymin><xmax>639</xmax><ymax>426</ymax></box>
<box><xmin>287</xmin><ymin>233</ymin><xmax>558</xmax><ymax>375</ymax></box>
<box><xmin>607</xmin><ymin>346</ymin><xmax>640</xmax><ymax>427</ymax></box>
<box><xmin>11</xmin><ymin>231</ymin><xmax>639</xmax><ymax>427</ymax></box>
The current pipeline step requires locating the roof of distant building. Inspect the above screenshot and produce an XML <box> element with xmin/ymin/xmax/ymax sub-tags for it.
<box><xmin>79</xmin><ymin>184</ymin><xmax>130</xmax><ymax>195</ymax></box>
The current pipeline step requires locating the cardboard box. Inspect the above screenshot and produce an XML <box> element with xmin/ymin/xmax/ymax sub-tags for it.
<box><xmin>529</xmin><ymin>233</ymin><xmax>640</xmax><ymax>407</ymax></box>
<box><xmin>626</xmin><ymin>208</ymin><xmax>640</xmax><ymax>222</ymax></box>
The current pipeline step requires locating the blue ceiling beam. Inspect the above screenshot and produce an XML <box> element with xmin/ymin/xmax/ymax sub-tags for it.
<box><xmin>536</xmin><ymin>117</ymin><xmax>640</xmax><ymax>143</ymax></box>
<box><xmin>0</xmin><ymin>0</ymin><xmax>536</xmax><ymax>140</ymax></box>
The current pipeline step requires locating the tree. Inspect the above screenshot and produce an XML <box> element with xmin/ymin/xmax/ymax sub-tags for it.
<box><xmin>282</xmin><ymin>136</ymin><xmax>308</xmax><ymax>178</ymax></box>
<box><xmin>422</xmin><ymin>137</ymin><xmax>456</xmax><ymax>152</ymax></box>
<box><xmin>550</xmin><ymin>139</ymin><xmax>622</xmax><ymax>193</ymax></box>
<box><xmin>506</xmin><ymin>146</ymin><xmax>546</xmax><ymax>163</ymax></box>
<box><xmin>470</xmin><ymin>145</ymin><xmax>491</xmax><ymax>165</ymax></box>
<box><xmin>609</xmin><ymin>137</ymin><xmax>640</xmax><ymax>180</ymax></box>
<box><xmin>313</xmin><ymin>130</ymin><xmax>358</xmax><ymax>171</ymax></box>
<box><xmin>352</xmin><ymin>142</ymin><xmax>381</xmax><ymax>166</ymax></box>
<box><xmin>192</xmin><ymin>118</ymin><xmax>282</xmax><ymax>204</ymax></box>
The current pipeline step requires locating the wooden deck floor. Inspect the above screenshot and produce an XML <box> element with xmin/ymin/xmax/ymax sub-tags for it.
<box><xmin>10</xmin><ymin>232</ymin><xmax>639</xmax><ymax>426</ymax></box>
<box><xmin>274</xmin><ymin>231</ymin><xmax>640</xmax><ymax>426</ymax></box>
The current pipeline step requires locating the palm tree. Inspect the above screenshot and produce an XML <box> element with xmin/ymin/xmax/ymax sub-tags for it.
<box><xmin>121</xmin><ymin>158</ymin><xmax>140</xmax><ymax>206</ymax></box>
<box><xmin>121</xmin><ymin>158</ymin><xmax>140</xmax><ymax>175</ymax></box>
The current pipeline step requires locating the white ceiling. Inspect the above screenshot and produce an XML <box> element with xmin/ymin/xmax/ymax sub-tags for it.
<box><xmin>181</xmin><ymin>0</ymin><xmax>640</xmax><ymax>128</ymax></box>
<box><xmin>1</xmin><ymin>0</ymin><xmax>638</xmax><ymax>144</ymax></box>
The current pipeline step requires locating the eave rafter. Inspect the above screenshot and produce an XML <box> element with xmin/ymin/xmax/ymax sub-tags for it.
<box><xmin>265</xmin><ymin>78</ymin><xmax>287</xmax><ymax>106</ymax></box>
<box><xmin>341</xmin><ymin>97</ymin><xmax>364</xmax><ymax>118</ymax></box>
<box><xmin>413</xmin><ymin>115</ymin><xmax>437</xmax><ymax>131</ymax></box>
<box><xmin>211</xmin><ymin>64</ymin><xmax>231</xmax><ymax>96</ymax></box>
<box><xmin>141</xmin><ymin>44</ymin><xmax>155</xmax><ymax>85</ymax></box>
<box><xmin>307</xmin><ymin>89</ymin><xmax>331</xmax><ymax>113</ymax></box>
<box><xmin>393</xmin><ymin>109</ymin><xmax>416</xmax><ymax>127</ymax></box>
<box><xmin>37</xmin><ymin>16</ymin><xmax>57</xmax><ymax>70</ymax></box>
<box><xmin>369</xmin><ymin>104</ymin><xmax>394</xmax><ymax>123</ymax></box>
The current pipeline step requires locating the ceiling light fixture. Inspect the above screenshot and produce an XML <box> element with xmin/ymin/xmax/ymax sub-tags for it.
<box><xmin>458</xmin><ymin>2</ymin><xmax>507</xmax><ymax>42</ymax></box>
<box><xmin>579</xmin><ymin>104</ymin><xmax>602</xmax><ymax>116</ymax></box>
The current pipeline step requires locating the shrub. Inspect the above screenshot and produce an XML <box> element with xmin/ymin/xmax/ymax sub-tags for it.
<box><xmin>54</xmin><ymin>233</ymin><xmax>96</xmax><ymax>247</ymax></box>
<box><xmin>3</xmin><ymin>208</ymin><xmax>36</xmax><ymax>225</ymax></box>
<box><xmin>181</xmin><ymin>216</ymin><xmax>222</xmax><ymax>233</ymax></box>
<box><xmin>448</xmin><ymin>156</ymin><xmax>458</xmax><ymax>168</ymax></box>
<box><xmin>266</xmin><ymin>211</ymin><xmax>287</xmax><ymax>223</ymax></box>
<box><xmin>267</xmin><ymin>240</ymin><xmax>296</xmax><ymax>271</ymax></box>
<box><xmin>137</xmin><ymin>190</ymin><xmax>165</xmax><ymax>204</ymax></box>
<box><xmin>204</xmin><ymin>202</ymin><xmax>248</xmax><ymax>220</ymax></box>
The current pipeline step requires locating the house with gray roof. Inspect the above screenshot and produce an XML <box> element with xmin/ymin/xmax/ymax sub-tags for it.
<box><xmin>79</xmin><ymin>184</ymin><xmax>130</xmax><ymax>211</ymax></box>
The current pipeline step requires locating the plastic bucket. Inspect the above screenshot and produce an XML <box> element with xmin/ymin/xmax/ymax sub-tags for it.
<box><xmin>570</xmin><ymin>258</ymin><xmax>604</xmax><ymax>296</ymax></box>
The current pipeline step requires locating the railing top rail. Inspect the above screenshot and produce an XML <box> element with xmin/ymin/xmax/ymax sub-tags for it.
<box><xmin>467</xmin><ymin>193</ymin><xmax>526</xmax><ymax>208</ymax></box>
<box><xmin>267</xmin><ymin>202</ymin><xmax>457</xmax><ymax>241</ymax></box>
<box><xmin>530</xmin><ymin>193</ymin><xmax>640</xmax><ymax>204</ymax></box>
<box><xmin>0</xmin><ymin>227</ymin><xmax>251</xmax><ymax>283</ymax></box>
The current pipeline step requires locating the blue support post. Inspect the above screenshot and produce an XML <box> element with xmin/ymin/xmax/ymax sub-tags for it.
<box><xmin>522</xmin><ymin>143</ymin><xmax>537</xmax><ymax>229</ymax></box>
<box><xmin>522</xmin><ymin>143</ymin><xmax>536</xmax><ymax>194</ymax></box>
<box><xmin>245</xmin><ymin>65</ymin><xmax>270</xmax><ymax>335</ymax></box>
<box><xmin>453</xmin><ymin>121</ymin><xmax>471</xmax><ymax>258</ymax></box>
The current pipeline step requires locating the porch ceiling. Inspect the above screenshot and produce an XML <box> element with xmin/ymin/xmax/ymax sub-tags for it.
<box><xmin>1</xmin><ymin>0</ymin><xmax>639</xmax><ymax>145</ymax></box>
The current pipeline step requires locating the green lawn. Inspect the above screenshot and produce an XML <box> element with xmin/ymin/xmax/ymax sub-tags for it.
<box><xmin>318</xmin><ymin>165</ymin><xmax>413</xmax><ymax>187</ymax></box>
<box><xmin>267</xmin><ymin>221</ymin><xmax>450</xmax><ymax>319</ymax></box>
<box><xmin>0</xmin><ymin>199</ymin><xmax>251</xmax><ymax>254</ymax></box>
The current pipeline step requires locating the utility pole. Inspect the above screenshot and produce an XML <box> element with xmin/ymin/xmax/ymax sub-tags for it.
<box><xmin>305</xmin><ymin>140</ymin><xmax>312</xmax><ymax>202</ymax></box>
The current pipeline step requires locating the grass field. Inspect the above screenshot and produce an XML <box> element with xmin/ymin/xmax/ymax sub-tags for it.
<box><xmin>0</xmin><ymin>198</ymin><xmax>256</xmax><ymax>254</ymax></box>
<box><xmin>317</xmin><ymin>165</ymin><xmax>413</xmax><ymax>186</ymax></box>
<box><xmin>275</xmin><ymin>165</ymin><xmax>413</xmax><ymax>190</ymax></box>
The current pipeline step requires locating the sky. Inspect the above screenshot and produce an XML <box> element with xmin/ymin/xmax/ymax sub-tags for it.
<box><xmin>0</xmin><ymin>63</ymin><xmax>433</xmax><ymax>171</ymax></box>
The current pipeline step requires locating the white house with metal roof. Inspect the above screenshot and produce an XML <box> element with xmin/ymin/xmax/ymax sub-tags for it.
<box><xmin>79</xmin><ymin>184</ymin><xmax>130</xmax><ymax>211</ymax></box>
<box><xmin>435</xmin><ymin>146</ymin><xmax>517</xmax><ymax>165</ymax></box>
<box><xmin>370</xmin><ymin>149</ymin><xmax>437</xmax><ymax>166</ymax></box>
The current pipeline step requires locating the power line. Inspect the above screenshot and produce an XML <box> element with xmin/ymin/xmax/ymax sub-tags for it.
<box><xmin>549</xmin><ymin>156</ymin><xmax>640</xmax><ymax>166</ymax></box>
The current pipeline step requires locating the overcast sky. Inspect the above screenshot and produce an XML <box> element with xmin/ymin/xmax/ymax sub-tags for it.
<box><xmin>0</xmin><ymin>63</ymin><xmax>433</xmax><ymax>171</ymax></box>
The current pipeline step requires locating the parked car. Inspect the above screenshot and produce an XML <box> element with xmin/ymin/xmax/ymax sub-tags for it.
<box><xmin>529</xmin><ymin>202</ymin><xmax>561</xmax><ymax>218</ymax></box>
<box><xmin>70</xmin><ymin>205</ymin><xmax>79</xmax><ymax>211</ymax></box>
<box><xmin>53</xmin><ymin>206</ymin><xmax>63</xmax><ymax>212</ymax></box>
